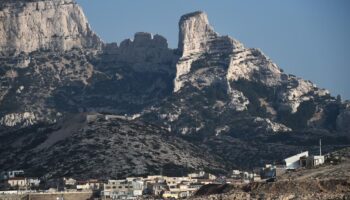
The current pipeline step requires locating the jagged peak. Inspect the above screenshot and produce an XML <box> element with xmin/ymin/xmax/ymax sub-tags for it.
<box><xmin>178</xmin><ymin>11</ymin><xmax>243</xmax><ymax>57</ymax></box>
<box><xmin>174</xmin><ymin>11</ymin><xmax>244</xmax><ymax>92</ymax></box>
<box><xmin>179</xmin><ymin>11</ymin><xmax>208</xmax><ymax>24</ymax></box>
<box><xmin>119</xmin><ymin>32</ymin><xmax>168</xmax><ymax>49</ymax></box>
<box><xmin>178</xmin><ymin>11</ymin><xmax>214</xmax><ymax>53</ymax></box>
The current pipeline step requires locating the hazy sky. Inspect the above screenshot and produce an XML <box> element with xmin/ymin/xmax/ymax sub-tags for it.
<box><xmin>76</xmin><ymin>0</ymin><xmax>350</xmax><ymax>99</ymax></box>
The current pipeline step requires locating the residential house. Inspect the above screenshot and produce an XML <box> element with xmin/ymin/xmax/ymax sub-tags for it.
<box><xmin>103</xmin><ymin>178</ymin><xmax>145</xmax><ymax>199</ymax></box>
<box><xmin>7</xmin><ymin>177</ymin><xmax>27</xmax><ymax>189</ymax></box>
<box><xmin>188</xmin><ymin>171</ymin><xmax>206</xmax><ymax>178</ymax></box>
<box><xmin>307</xmin><ymin>155</ymin><xmax>325</xmax><ymax>168</ymax></box>
<box><xmin>63</xmin><ymin>177</ymin><xmax>76</xmax><ymax>186</ymax></box>
<box><xmin>7</xmin><ymin>177</ymin><xmax>40</xmax><ymax>189</ymax></box>
<box><xmin>148</xmin><ymin>182</ymin><xmax>168</xmax><ymax>196</ymax></box>
<box><xmin>63</xmin><ymin>177</ymin><xmax>77</xmax><ymax>190</ymax></box>
<box><xmin>230</xmin><ymin>170</ymin><xmax>241</xmax><ymax>179</ymax></box>
<box><xmin>76</xmin><ymin>179</ymin><xmax>102</xmax><ymax>191</ymax></box>
<box><xmin>162</xmin><ymin>182</ymin><xmax>202</xmax><ymax>199</ymax></box>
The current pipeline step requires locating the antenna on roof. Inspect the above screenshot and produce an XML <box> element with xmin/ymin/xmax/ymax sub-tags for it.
<box><xmin>319</xmin><ymin>139</ymin><xmax>322</xmax><ymax>156</ymax></box>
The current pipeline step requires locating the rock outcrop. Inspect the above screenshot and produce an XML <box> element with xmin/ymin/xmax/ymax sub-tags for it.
<box><xmin>174</xmin><ymin>11</ymin><xmax>243</xmax><ymax>92</ymax></box>
<box><xmin>0</xmin><ymin>112</ymin><xmax>37</xmax><ymax>127</ymax></box>
<box><xmin>0</xmin><ymin>0</ymin><xmax>101</xmax><ymax>54</ymax></box>
<box><xmin>143</xmin><ymin>11</ymin><xmax>340</xmax><ymax>137</ymax></box>
<box><xmin>102</xmin><ymin>32</ymin><xmax>177</xmax><ymax>72</ymax></box>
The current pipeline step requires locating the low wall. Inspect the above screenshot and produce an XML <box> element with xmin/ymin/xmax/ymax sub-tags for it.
<box><xmin>0</xmin><ymin>192</ymin><xmax>92</xmax><ymax>200</ymax></box>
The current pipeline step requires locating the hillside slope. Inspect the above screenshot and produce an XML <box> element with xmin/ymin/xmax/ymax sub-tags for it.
<box><xmin>0</xmin><ymin>113</ymin><xmax>224</xmax><ymax>179</ymax></box>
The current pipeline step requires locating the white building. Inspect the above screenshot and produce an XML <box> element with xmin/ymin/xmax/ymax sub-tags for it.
<box><xmin>7</xmin><ymin>177</ymin><xmax>27</xmax><ymax>188</ymax></box>
<box><xmin>7</xmin><ymin>177</ymin><xmax>40</xmax><ymax>189</ymax></box>
<box><xmin>76</xmin><ymin>179</ymin><xmax>102</xmax><ymax>191</ymax></box>
<box><xmin>188</xmin><ymin>171</ymin><xmax>206</xmax><ymax>178</ymax></box>
<box><xmin>284</xmin><ymin>151</ymin><xmax>309</xmax><ymax>169</ymax></box>
<box><xmin>63</xmin><ymin>177</ymin><xmax>77</xmax><ymax>186</ymax></box>
<box><xmin>307</xmin><ymin>155</ymin><xmax>325</xmax><ymax>167</ymax></box>
<box><xmin>162</xmin><ymin>182</ymin><xmax>202</xmax><ymax>199</ymax></box>
<box><xmin>103</xmin><ymin>178</ymin><xmax>145</xmax><ymax>199</ymax></box>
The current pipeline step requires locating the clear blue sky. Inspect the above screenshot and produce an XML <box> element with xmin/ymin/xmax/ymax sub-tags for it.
<box><xmin>76</xmin><ymin>0</ymin><xmax>350</xmax><ymax>100</ymax></box>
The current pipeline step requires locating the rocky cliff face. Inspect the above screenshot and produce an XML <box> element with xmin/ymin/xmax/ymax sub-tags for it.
<box><xmin>174</xmin><ymin>11</ymin><xmax>243</xmax><ymax>92</ymax></box>
<box><xmin>0</xmin><ymin>0</ymin><xmax>177</xmax><ymax>129</ymax></box>
<box><xmin>0</xmin><ymin>0</ymin><xmax>101</xmax><ymax>54</ymax></box>
<box><xmin>143</xmin><ymin>11</ymin><xmax>336</xmax><ymax>137</ymax></box>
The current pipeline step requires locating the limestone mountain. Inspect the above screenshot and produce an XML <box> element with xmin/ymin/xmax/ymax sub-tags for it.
<box><xmin>0</xmin><ymin>0</ymin><xmax>349</xmax><ymax>179</ymax></box>
<box><xmin>0</xmin><ymin>0</ymin><xmax>177</xmax><ymax>129</ymax></box>
<box><xmin>142</xmin><ymin>11</ymin><xmax>348</xmax><ymax>136</ymax></box>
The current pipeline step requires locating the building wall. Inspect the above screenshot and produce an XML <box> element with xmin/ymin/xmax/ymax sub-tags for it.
<box><xmin>284</xmin><ymin>151</ymin><xmax>309</xmax><ymax>169</ymax></box>
<box><xmin>8</xmin><ymin>179</ymin><xmax>27</xmax><ymax>187</ymax></box>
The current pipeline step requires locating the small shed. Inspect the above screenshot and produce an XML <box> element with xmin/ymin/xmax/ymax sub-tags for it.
<box><xmin>307</xmin><ymin>155</ymin><xmax>325</xmax><ymax>168</ymax></box>
<box><xmin>284</xmin><ymin>151</ymin><xmax>309</xmax><ymax>169</ymax></box>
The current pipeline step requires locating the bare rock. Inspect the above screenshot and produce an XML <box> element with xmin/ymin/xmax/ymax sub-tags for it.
<box><xmin>174</xmin><ymin>11</ymin><xmax>243</xmax><ymax>92</ymax></box>
<box><xmin>0</xmin><ymin>0</ymin><xmax>102</xmax><ymax>54</ymax></box>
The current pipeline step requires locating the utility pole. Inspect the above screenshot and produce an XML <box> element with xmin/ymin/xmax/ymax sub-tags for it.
<box><xmin>319</xmin><ymin>139</ymin><xmax>322</xmax><ymax>156</ymax></box>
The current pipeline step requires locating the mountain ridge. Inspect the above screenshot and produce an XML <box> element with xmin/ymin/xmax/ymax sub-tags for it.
<box><xmin>0</xmin><ymin>1</ymin><xmax>349</xmax><ymax>179</ymax></box>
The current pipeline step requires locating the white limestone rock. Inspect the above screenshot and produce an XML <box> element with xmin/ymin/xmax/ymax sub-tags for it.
<box><xmin>227</xmin><ymin>88</ymin><xmax>249</xmax><ymax>111</ymax></box>
<box><xmin>174</xmin><ymin>11</ymin><xmax>243</xmax><ymax>92</ymax></box>
<box><xmin>254</xmin><ymin>117</ymin><xmax>292</xmax><ymax>133</ymax></box>
<box><xmin>227</xmin><ymin>48</ymin><xmax>283</xmax><ymax>87</ymax></box>
<box><xmin>278</xmin><ymin>78</ymin><xmax>327</xmax><ymax>113</ymax></box>
<box><xmin>0</xmin><ymin>112</ymin><xmax>37</xmax><ymax>127</ymax></box>
<box><xmin>0</xmin><ymin>0</ymin><xmax>101</xmax><ymax>54</ymax></box>
<box><xmin>215</xmin><ymin>125</ymin><xmax>230</xmax><ymax>136</ymax></box>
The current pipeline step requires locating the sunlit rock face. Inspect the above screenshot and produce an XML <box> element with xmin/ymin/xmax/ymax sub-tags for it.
<box><xmin>143</xmin><ymin>11</ymin><xmax>342</xmax><ymax>136</ymax></box>
<box><xmin>0</xmin><ymin>0</ymin><xmax>101</xmax><ymax>54</ymax></box>
<box><xmin>174</xmin><ymin>11</ymin><xmax>243</xmax><ymax>92</ymax></box>
<box><xmin>0</xmin><ymin>112</ymin><xmax>37</xmax><ymax>127</ymax></box>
